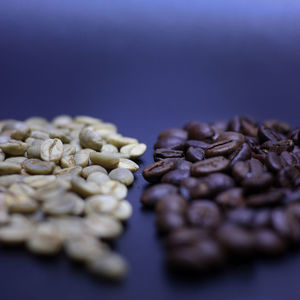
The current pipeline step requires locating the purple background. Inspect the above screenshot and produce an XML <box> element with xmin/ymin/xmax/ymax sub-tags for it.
<box><xmin>1</xmin><ymin>1</ymin><xmax>300</xmax><ymax>299</ymax></box>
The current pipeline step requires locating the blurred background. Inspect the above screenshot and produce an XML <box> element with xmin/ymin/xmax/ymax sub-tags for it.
<box><xmin>1</xmin><ymin>1</ymin><xmax>300</xmax><ymax>300</ymax></box>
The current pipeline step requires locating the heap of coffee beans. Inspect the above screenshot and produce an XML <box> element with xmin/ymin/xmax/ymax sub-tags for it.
<box><xmin>0</xmin><ymin>115</ymin><xmax>146</xmax><ymax>280</ymax></box>
<box><xmin>141</xmin><ymin>116</ymin><xmax>300</xmax><ymax>271</ymax></box>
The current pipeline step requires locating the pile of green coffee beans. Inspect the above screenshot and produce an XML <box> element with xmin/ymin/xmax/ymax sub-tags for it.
<box><xmin>0</xmin><ymin>115</ymin><xmax>146</xmax><ymax>281</ymax></box>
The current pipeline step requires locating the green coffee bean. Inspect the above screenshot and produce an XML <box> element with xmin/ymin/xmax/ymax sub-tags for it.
<box><xmin>81</xmin><ymin>165</ymin><xmax>107</xmax><ymax>178</ymax></box>
<box><xmin>41</xmin><ymin>138</ymin><xmax>64</xmax><ymax>162</ymax></box>
<box><xmin>0</xmin><ymin>140</ymin><xmax>28</xmax><ymax>156</ymax></box>
<box><xmin>0</xmin><ymin>162</ymin><xmax>22</xmax><ymax>175</ymax></box>
<box><xmin>23</xmin><ymin>159</ymin><xmax>55</xmax><ymax>175</ymax></box>
<box><xmin>79</xmin><ymin>127</ymin><xmax>103</xmax><ymax>151</ymax></box>
<box><xmin>118</xmin><ymin>158</ymin><xmax>139</xmax><ymax>172</ymax></box>
<box><xmin>90</xmin><ymin>151</ymin><xmax>120</xmax><ymax>169</ymax></box>
<box><xmin>120</xmin><ymin>143</ymin><xmax>147</xmax><ymax>158</ymax></box>
<box><xmin>109</xmin><ymin>168</ymin><xmax>134</xmax><ymax>186</ymax></box>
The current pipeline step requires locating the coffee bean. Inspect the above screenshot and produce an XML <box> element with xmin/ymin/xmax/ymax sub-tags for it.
<box><xmin>161</xmin><ymin>169</ymin><xmax>190</xmax><ymax>185</ymax></box>
<box><xmin>187</xmin><ymin>122</ymin><xmax>214</xmax><ymax>140</ymax></box>
<box><xmin>142</xmin><ymin>117</ymin><xmax>300</xmax><ymax>273</ymax></box>
<box><xmin>156</xmin><ymin>194</ymin><xmax>187</xmax><ymax>214</ymax></box>
<box><xmin>228</xmin><ymin>143</ymin><xmax>252</xmax><ymax>165</ymax></box>
<box><xmin>215</xmin><ymin>188</ymin><xmax>245</xmax><ymax>208</ymax></box>
<box><xmin>191</xmin><ymin>156</ymin><xmax>230</xmax><ymax>176</ymax></box>
<box><xmin>156</xmin><ymin>212</ymin><xmax>185</xmax><ymax>233</ymax></box>
<box><xmin>205</xmin><ymin>139</ymin><xmax>241</xmax><ymax>157</ymax></box>
<box><xmin>142</xmin><ymin>160</ymin><xmax>176</xmax><ymax>183</ymax></box>
<box><xmin>154</xmin><ymin>148</ymin><xmax>184</xmax><ymax>161</ymax></box>
<box><xmin>141</xmin><ymin>184</ymin><xmax>178</xmax><ymax>207</ymax></box>
<box><xmin>255</xmin><ymin>229</ymin><xmax>286</xmax><ymax>255</ymax></box>
<box><xmin>186</xmin><ymin>200</ymin><xmax>221</xmax><ymax>229</ymax></box>
<box><xmin>258</xmin><ymin>125</ymin><xmax>282</xmax><ymax>143</ymax></box>
<box><xmin>185</xmin><ymin>147</ymin><xmax>205</xmax><ymax>162</ymax></box>
<box><xmin>246</xmin><ymin>190</ymin><xmax>284</xmax><ymax>207</ymax></box>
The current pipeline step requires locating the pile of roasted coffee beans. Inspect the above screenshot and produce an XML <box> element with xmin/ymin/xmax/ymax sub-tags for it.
<box><xmin>0</xmin><ymin>116</ymin><xmax>146</xmax><ymax>280</ymax></box>
<box><xmin>141</xmin><ymin>116</ymin><xmax>300</xmax><ymax>271</ymax></box>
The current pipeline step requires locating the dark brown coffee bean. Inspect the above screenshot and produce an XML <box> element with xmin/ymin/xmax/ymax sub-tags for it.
<box><xmin>291</xmin><ymin>129</ymin><xmax>300</xmax><ymax>146</ymax></box>
<box><xmin>271</xmin><ymin>209</ymin><xmax>291</xmax><ymax>237</ymax></box>
<box><xmin>156</xmin><ymin>212</ymin><xmax>185</xmax><ymax>233</ymax></box>
<box><xmin>283</xmin><ymin>188</ymin><xmax>300</xmax><ymax>204</ymax></box>
<box><xmin>280</xmin><ymin>151</ymin><xmax>300</xmax><ymax>167</ymax></box>
<box><xmin>167</xmin><ymin>239</ymin><xmax>224</xmax><ymax>271</ymax></box>
<box><xmin>252</xmin><ymin>209</ymin><xmax>272</xmax><ymax>227</ymax></box>
<box><xmin>216</xmin><ymin>131</ymin><xmax>245</xmax><ymax>143</ymax></box>
<box><xmin>158</xmin><ymin>128</ymin><xmax>188</xmax><ymax>140</ymax></box>
<box><xmin>232</xmin><ymin>158</ymin><xmax>264</xmax><ymax>182</ymax></box>
<box><xmin>266</xmin><ymin>152</ymin><xmax>284</xmax><ymax>173</ymax></box>
<box><xmin>205</xmin><ymin>173</ymin><xmax>235</xmax><ymax>195</ymax></box>
<box><xmin>228</xmin><ymin>116</ymin><xmax>258</xmax><ymax>137</ymax></box>
<box><xmin>263</xmin><ymin>120</ymin><xmax>291</xmax><ymax>135</ymax></box>
<box><xmin>210</xmin><ymin>120</ymin><xmax>228</xmax><ymax>131</ymax></box>
<box><xmin>156</xmin><ymin>195</ymin><xmax>187</xmax><ymax>214</ymax></box>
<box><xmin>229</xmin><ymin>143</ymin><xmax>252</xmax><ymax>165</ymax></box>
<box><xmin>186</xmin><ymin>147</ymin><xmax>205</xmax><ymax>162</ymax></box>
<box><xmin>258</xmin><ymin>125</ymin><xmax>282</xmax><ymax>143</ymax></box>
<box><xmin>180</xmin><ymin>177</ymin><xmax>210</xmax><ymax>199</ymax></box>
<box><xmin>191</xmin><ymin>156</ymin><xmax>230</xmax><ymax>176</ymax></box>
<box><xmin>161</xmin><ymin>169</ymin><xmax>190</xmax><ymax>185</ymax></box>
<box><xmin>154</xmin><ymin>137</ymin><xmax>185</xmax><ymax>150</ymax></box>
<box><xmin>278</xmin><ymin>166</ymin><xmax>300</xmax><ymax>188</ymax></box>
<box><xmin>173</xmin><ymin>159</ymin><xmax>192</xmax><ymax>171</ymax></box>
<box><xmin>186</xmin><ymin>200</ymin><xmax>221</xmax><ymax>229</ymax></box>
<box><xmin>255</xmin><ymin>229</ymin><xmax>286</xmax><ymax>255</ymax></box>
<box><xmin>185</xmin><ymin>140</ymin><xmax>210</xmax><ymax>149</ymax></box>
<box><xmin>227</xmin><ymin>208</ymin><xmax>254</xmax><ymax>228</ymax></box>
<box><xmin>153</xmin><ymin>148</ymin><xmax>184</xmax><ymax>161</ymax></box>
<box><xmin>242</xmin><ymin>173</ymin><xmax>273</xmax><ymax>192</ymax></box>
<box><xmin>246</xmin><ymin>190</ymin><xmax>284</xmax><ymax>207</ymax></box>
<box><xmin>205</xmin><ymin>139</ymin><xmax>241</xmax><ymax>157</ymax></box>
<box><xmin>215</xmin><ymin>188</ymin><xmax>245</xmax><ymax>208</ymax></box>
<box><xmin>165</xmin><ymin>227</ymin><xmax>209</xmax><ymax>249</ymax></box>
<box><xmin>261</xmin><ymin>139</ymin><xmax>294</xmax><ymax>154</ymax></box>
<box><xmin>141</xmin><ymin>184</ymin><xmax>178</xmax><ymax>207</ymax></box>
<box><xmin>217</xmin><ymin>224</ymin><xmax>255</xmax><ymax>254</ymax></box>
<box><xmin>187</xmin><ymin>122</ymin><xmax>214</xmax><ymax>141</ymax></box>
<box><xmin>142</xmin><ymin>160</ymin><xmax>176</xmax><ymax>183</ymax></box>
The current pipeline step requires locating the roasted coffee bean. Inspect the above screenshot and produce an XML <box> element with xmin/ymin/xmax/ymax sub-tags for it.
<box><xmin>291</xmin><ymin>129</ymin><xmax>300</xmax><ymax>146</ymax></box>
<box><xmin>263</xmin><ymin>120</ymin><xmax>291</xmax><ymax>135</ymax></box>
<box><xmin>258</xmin><ymin>125</ymin><xmax>282</xmax><ymax>143</ymax></box>
<box><xmin>161</xmin><ymin>169</ymin><xmax>190</xmax><ymax>185</ymax></box>
<box><xmin>156</xmin><ymin>212</ymin><xmax>185</xmax><ymax>233</ymax></box>
<box><xmin>242</xmin><ymin>173</ymin><xmax>273</xmax><ymax>192</ymax></box>
<box><xmin>205</xmin><ymin>139</ymin><xmax>241</xmax><ymax>157</ymax></box>
<box><xmin>142</xmin><ymin>160</ymin><xmax>176</xmax><ymax>183</ymax></box>
<box><xmin>156</xmin><ymin>195</ymin><xmax>187</xmax><ymax>214</ymax></box>
<box><xmin>215</xmin><ymin>188</ymin><xmax>245</xmax><ymax>208</ymax></box>
<box><xmin>153</xmin><ymin>148</ymin><xmax>184</xmax><ymax>161</ymax></box>
<box><xmin>191</xmin><ymin>156</ymin><xmax>230</xmax><ymax>176</ymax></box>
<box><xmin>187</xmin><ymin>122</ymin><xmax>214</xmax><ymax>141</ymax></box>
<box><xmin>165</xmin><ymin>227</ymin><xmax>209</xmax><ymax>249</ymax></box>
<box><xmin>143</xmin><ymin>117</ymin><xmax>300</xmax><ymax>274</ymax></box>
<box><xmin>186</xmin><ymin>200</ymin><xmax>221</xmax><ymax>229</ymax></box>
<box><xmin>180</xmin><ymin>177</ymin><xmax>210</xmax><ymax>199</ymax></box>
<box><xmin>158</xmin><ymin>128</ymin><xmax>188</xmax><ymax>140</ymax></box>
<box><xmin>141</xmin><ymin>184</ymin><xmax>178</xmax><ymax>207</ymax></box>
<box><xmin>154</xmin><ymin>137</ymin><xmax>185</xmax><ymax>150</ymax></box>
<box><xmin>255</xmin><ymin>229</ymin><xmax>286</xmax><ymax>255</ymax></box>
<box><xmin>185</xmin><ymin>147</ymin><xmax>205</xmax><ymax>162</ymax></box>
<box><xmin>278</xmin><ymin>166</ymin><xmax>300</xmax><ymax>187</ymax></box>
<box><xmin>266</xmin><ymin>152</ymin><xmax>284</xmax><ymax>173</ymax></box>
<box><xmin>228</xmin><ymin>116</ymin><xmax>258</xmax><ymax>137</ymax></box>
<box><xmin>232</xmin><ymin>158</ymin><xmax>264</xmax><ymax>182</ymax></box>
<box><xmin>261</xmin><ymin>139</ymin><xmax>294</xmax><ymax>154</ymax></box>
<box><xmin>228</xmin><ymin>143</ymin><xmax>252</xmax><ymax>165</ymax></box>
<box><xmin>167</xmin><ymin>239</ymin><xmax>224</xmax><ymax>271</ymax></box>
<box><xmin>246</xmin><ymin>190</ymin><xmax>284</xmax><ymax>207</ymax></box>
<box><xmin>185</xmin><ymin>140</ymin><xmax>210</xmax><ymax>149</ymax></box>
<box><xmin>217</xmin><ymin>224</ymin><xmax>255</xmax><ymax>254</ymax></box>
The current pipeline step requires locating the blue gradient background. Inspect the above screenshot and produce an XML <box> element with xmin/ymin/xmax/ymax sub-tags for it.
<box><xmin>0</xmin><ymin>1</ymin><xmax>300</xmax><ymax>299</ymax></box>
